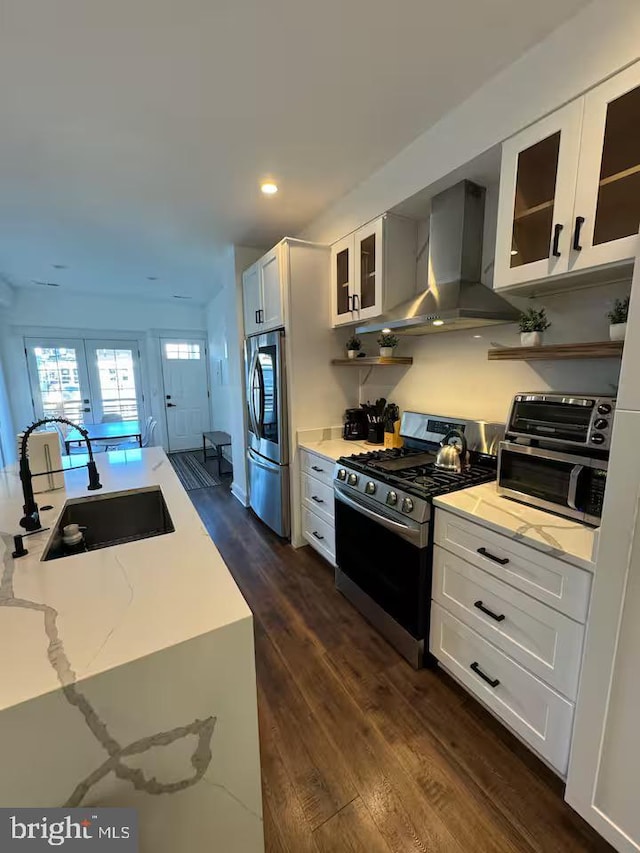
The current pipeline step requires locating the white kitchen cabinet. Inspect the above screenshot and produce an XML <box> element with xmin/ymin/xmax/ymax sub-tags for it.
<box><xmin>242</xmin><ymin>262</ymin><xmax>262</xmax><ymax>337</ymax></box>
<box><xmin>242</xmin><ymin>246</ymin><xmax>284</xmax><ymax>336</ymax></box>
<box><xmin>330</xmin><ymin>214</ymin><xmax>416</xmax><ymax>327</ymax></box>
<box><xmin>300</xmin><ymin>449</ymin><xmax>336</xmax><ymax>565</ymax></box>
<box><xmin>565</xmin><ymin>414</ymin><xmax>640</xmax><ymax>850</ymax></box>
<box><xmin>494</xmin><ymin>60</ymin><xmax>640</xmax><ymax>291</ymax></box>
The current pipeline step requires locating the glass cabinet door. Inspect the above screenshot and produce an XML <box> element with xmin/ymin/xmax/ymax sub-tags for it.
<box><xmin>572</xmin><ymin>63</ymin><xmax>640</xmax><ymax>271</ymax></box>
<box><xmin>354</xmin><ymin>218</ymin><xmax>383</xmax><ymax>321</ymax></box>
<box><xmin>494</xmin><ymin>101</ymin><xmax>583</xmax><ymax>290</ymax></box>
<box><xmin>331</xmin><ymin>234</ymin><xmax>354</xmax><ymax>325</ymax></box>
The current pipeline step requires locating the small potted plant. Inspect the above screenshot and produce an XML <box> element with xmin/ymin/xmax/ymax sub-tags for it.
<box><xmin>608</xmin><ymin>297</ymin><xmax>629</xmax><ymax>342</ymax></box>
<box><xmin>378</xmin><ymin>332</ymin><xmax>399</xmax><ymax>358</ymax></box>
<box><xmin>519</xmin><ymin>307</ymin><xmax>551</xmax><ymax>347</ymax></box>
<box><xmin>345</xmin><ymin>335</ymin><xmax>361</xmax><ymax>359</ymax></box>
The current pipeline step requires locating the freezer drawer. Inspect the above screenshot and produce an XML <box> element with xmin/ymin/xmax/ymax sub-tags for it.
<box><xmin>248</xmin><ymin>449</ymin><xmax>290</xmax><ymax>538</ymax></box>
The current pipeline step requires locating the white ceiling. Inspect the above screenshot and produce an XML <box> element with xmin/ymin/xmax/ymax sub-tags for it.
<box><xmin>0</xmin><ymin>0</ymin><xmax>590</xmax><ymax>303</ymax></box>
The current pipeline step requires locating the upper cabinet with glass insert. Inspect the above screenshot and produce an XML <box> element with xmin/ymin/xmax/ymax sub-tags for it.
<box><xmin>331</xmin><ymin>214</ymin><xmax>416</xmax><ymax>327</ymax></box>
<box><xmin>495</xmin><ymin>61</ymin><xmax>640</xmax><ymax>291</ymax></box>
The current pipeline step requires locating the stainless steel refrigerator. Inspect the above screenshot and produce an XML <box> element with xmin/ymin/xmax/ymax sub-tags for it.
<box><xmin>245</xmin><ymin>329</ymin><xmax>290</xmax><ymax>538</ymax></box>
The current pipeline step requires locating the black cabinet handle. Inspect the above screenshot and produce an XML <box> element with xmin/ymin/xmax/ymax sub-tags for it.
<box><xmin>348</xmin><ymin>294</ymin><xmax>353</xmax><ymax>312</ymax></box>
<box><xmin>311</xmin><ymin>466</ymin><xmax>324</xmax><ymax>473</ymax></box>
<box><xmin>311</xmin><ymin>496</ymin><xmax>324</xmax><ymax>504</ymax></box>
<box><xmin>470</xmin><ymin>661</ymin><xmax>500</xmax><ymax>689</ymax></box>
<box><xmin>552</xmin><ymin>223</ymin><xmax>563</xmax><ymax>257</ymax></box>
<box><xmin>573</xmin><ymin>216</ymin><xmax>585</xmax><ymax>251</ymax></box>
<box><xmin>167</xmin><ymin>402</ymin><xmax>177</xmax><ymax>407</ymax></box>
<box><xmin>474</xmin><ymin>600</ymin><xmax>506</xmax><ymax>623</ymax></box>
<box><xmin>353</xmin><ymin>293</ymin><xmax>360</xmax><ymax>312</ymax></box>
<box><xmin>477</xmin><ymin>547</ymin><xmax>509</xmax><ymax>566</ymax></box>
<box><xmin>260</xmin><ymin>309</ymin><xmax>264</xmax><ymax>323</ymax></box>
<box><xmin>254</xmin><ymin>310</ymin><xmax>259</xmax><ymax>324</ymax></box>
<box><xmin>312</xmin><ymin>531</ymin><xmax>324</xmax><ymax>541</ymax></box>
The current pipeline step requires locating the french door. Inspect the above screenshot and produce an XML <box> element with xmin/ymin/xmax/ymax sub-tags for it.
<box><xmin>26</xmin><ymin>337</ymin><xmax>144</xmax><ymax>425</ymax></box>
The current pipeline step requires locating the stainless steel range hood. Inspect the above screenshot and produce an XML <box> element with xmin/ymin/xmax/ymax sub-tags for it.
<box><xmin>356</xmin><ymin>180</ymin><xmax>520</xmax><ymax>336</ymax></box>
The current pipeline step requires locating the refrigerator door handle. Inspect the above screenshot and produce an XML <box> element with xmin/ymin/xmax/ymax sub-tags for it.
<box><xmin>256</xmin><ymin>356</ymin><xmax>266</xmax><ymax>436</ymax></box>
<box><xmin>247</xmin><ymin>347</ymin><xmax>260</xmax><ymax>437</ymax></box>
<box><xmin>248</xmin><ymin>448</ymin><xmax>279</xmax><ymax>472</ymax></box>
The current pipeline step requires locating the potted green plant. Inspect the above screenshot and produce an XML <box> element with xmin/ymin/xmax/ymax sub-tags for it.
<box><xmin>608</xmin><ymin>297</ymin><xmax>629</xmax><ymax>342</ymax></box>
<box><xmin>519</xmin><ymin>307</ymin><xmax>551</xmax><ymax>347</ymax></box>
<box><xmin>345</xmin><ymin>335</ymin><xmax>361</xmax><ymax>359</ymax></box>
<box><xmin>377</xmin><ymin>332</ymin><xmax>399</xmax><ymax>358</ymax></box>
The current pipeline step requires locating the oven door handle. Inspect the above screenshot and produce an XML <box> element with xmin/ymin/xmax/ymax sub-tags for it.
<box><xmin>568</xmin><ymin>464</ymin><xmax>584</xmax><ymax>510</ymax></box>
<box><xmin>335</xmin><ymin>486</ymin><xmax>422</xmax><ymax>546</ymax></box>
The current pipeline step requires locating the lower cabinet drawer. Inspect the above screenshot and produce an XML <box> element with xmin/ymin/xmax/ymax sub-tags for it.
<box><xmin>301</xmin><ymin>473</ymin><xmax>335</xmax><ymax>524</ymax></box>
<box><xmin>432</xmin><ymin>546</ymin><xmax>585</xmax><ymax>699</ymax></box>
<box><xmin>300</xmin><ymin>450</ymin><xmax>334</xmax><ymax>488</ymax></box>
<box><xmin>302</xmin><ymin>506</ymin><xmax>336</xmax><ymax>566</ymax></box>
<box><xmin>430</xmin><ymin>602</ymin><xmax>574</xmax><ymax>776</ymax></box>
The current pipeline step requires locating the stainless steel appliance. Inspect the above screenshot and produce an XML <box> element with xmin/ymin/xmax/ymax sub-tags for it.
<box><xmin>505</xmin><ymin>392</ymin><xmax>616</xmax><ymax>451</ymax></box>
<box><xmin>497</xmin><ymin>443</ymin><xmax>608</xmax><ymax>526</ymax></box>
<box><xmin>497</xmin><ymin>392</ymin><xmax>613</xmax><ymax>526</ymax></box>
<box><xmin>355</xmin><ymin>181</ymin><xmax>520</xmax><ymax>337</ymax></box>
<box><xmin>334</xmin><ymin>412</ymin><xmax>504</xmax><ymax>668</ymax></box>
<box><xmin>245</xmin><ymin>329</ymin><xmax>290</xmax><ymax>538</ymax></box>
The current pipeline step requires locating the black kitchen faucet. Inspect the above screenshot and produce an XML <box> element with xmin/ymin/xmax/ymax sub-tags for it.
<box><xmin>18</xmin><ymin>417</ymin><xmax>102</xmax><ymax>532</ymax></box>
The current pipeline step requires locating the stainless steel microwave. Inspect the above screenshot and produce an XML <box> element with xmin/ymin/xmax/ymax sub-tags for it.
<box><xmin>506</xmin><ymin>393</ymin><xmax>616</xmax><ymax>452</ymax></box>
<box><xmin>497</xmin><ymin>442</ymin><xmax>607</xmax><ymax>526</ymax></box>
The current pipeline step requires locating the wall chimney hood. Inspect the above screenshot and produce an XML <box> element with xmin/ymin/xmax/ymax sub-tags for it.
<box><xmin>356</xmin><ymin>180</ymin><xmax>520</xmax><ymax>336</ymax></box>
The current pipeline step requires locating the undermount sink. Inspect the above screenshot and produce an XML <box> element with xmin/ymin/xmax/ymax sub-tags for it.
<box><xmin>42</xmin><ymin>486</ymin><xmax>175</xmax><ymax>561</ymax></box>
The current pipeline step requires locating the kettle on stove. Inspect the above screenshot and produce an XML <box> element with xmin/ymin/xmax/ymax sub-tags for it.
<box><xmin>435</xmin><ymin>429</ymin><xmax>469</xmax><ymax>473</ymax></box>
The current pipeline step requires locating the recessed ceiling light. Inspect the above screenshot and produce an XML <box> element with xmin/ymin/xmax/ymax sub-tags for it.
<box><xmin>382</xmin><ymin>328</ymin><xmax>392</xmax><ymax>334</ymax></box>
<box><xmin>261</xmin><ymin>182</ymin><xmax>278</xmax><ymax>195</ymax></box>
<box><xmin>432</xmin><ymin>319</ymin><xmax>444</xmax><ymax>326</ymax></box>
<box><xmin>173</xmin><ymin>294</ymin><xmax>192</xmax><ymax>299</ymax></box>
<box><xmin>147</xmin><ymin>276</ymin><xmax>158</xmax><ymax>281</ymax></box>
<box><xmin>473</xmin><ymin>334</ymin><xmax>482</xmax><ymax>339</ymax></box>
<box><xmin>52</xmin><ymin>264</ymin><xmax>68</xmax><ymax>270</ymax></box>
<box><xmin>511</xmin><ymin>249</ymin><xmax>519</xmax><ymax>256</ymax></box>
<box><xmin>32</xmin><ymin>280</ymin><xmax>60</xmax><ymax>287</ymax></box>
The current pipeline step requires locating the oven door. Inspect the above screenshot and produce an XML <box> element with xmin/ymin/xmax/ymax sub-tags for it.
<box><xmin>497</xmin><ymin>442</ymin><xmax>606</xmax><ymax>524</ymax></box>
<box><xmin>334</xmin><ymin>485</ymin><xmax>429</xmax><ymax>639</ymax></box>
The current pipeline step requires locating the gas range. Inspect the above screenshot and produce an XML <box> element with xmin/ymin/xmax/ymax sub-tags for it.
<box><xmin>333</xmin><ymin>412</ymin><xmax>505</xmax><ymax>669</ymax></box>
<box><xmin>335</xmin><ymin>446</ymin><xmax>497</xmax><ymax>524</ymax></box>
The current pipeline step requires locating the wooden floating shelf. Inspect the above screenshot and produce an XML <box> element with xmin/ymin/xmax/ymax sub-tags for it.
<box><xmin>488</xmin><ymin>341</ymin><xmax>624</xmax><ymax>361</ymax></box>
<box><xmin>513</xmin><ymin>199</ymin><xmax>554</xmax><ymax>221</ymax></box>
<box><xmin>331</xmin><ymin>356</ymin><xmax>413</xmax><ymax>366</ymax></box>
<box><xmin>599</xmin><ymin>163</ymin><xmax>640</xmax><ymax>188</ymax></box>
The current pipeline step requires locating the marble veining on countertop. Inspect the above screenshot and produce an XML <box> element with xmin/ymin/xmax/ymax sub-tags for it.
<box><xmin>0</xmin><ymin>446</ymin><xmax>251</xmax><ymax>714</ymax></box>
<box><xmin>434</xmin><ymin>482</ymin><xmax>599</xmax><ymax>571</ymax></box>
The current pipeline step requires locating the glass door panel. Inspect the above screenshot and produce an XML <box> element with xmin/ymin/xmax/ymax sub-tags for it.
<box><xmin>25</xmin><ymin>338</ymin><xmax>93</xmax><ymax>424</ymax></box>
<box><xmin>332</xmin><ymin>234</ymin><xmax>354</xmax><ymax>323</ymax></box>
<box><xmin>593</xmin><ymin>84</ymin><xmax>640</xmax><ymax>246</ymax></box>
<box><xmin>510</xmin><ymin>132</ymin><xmax>561</xmax><ymax>268</ymax></box>
<box><xmin>359</xmin><ymin>233</ymin><xmax>377</xmax><ymax>310</ymax></box>
<box><xmin>85</xmin><ymin>341</ymin><xmax>142</xmax><ymax>423</ymax></box>
<box><xmin>336</xmin><ymin>248</ymin><xmax>351</xmax><ymax>316</ymax></box>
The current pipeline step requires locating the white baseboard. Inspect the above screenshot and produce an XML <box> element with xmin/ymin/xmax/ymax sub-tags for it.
<box><xmin>231</xmin><ymin>482</ymin><xmax>249</xmax><ymax>507</ymax></box>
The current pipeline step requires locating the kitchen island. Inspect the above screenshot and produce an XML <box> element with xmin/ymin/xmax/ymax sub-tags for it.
<box><xmin>0</xmin><ymin>447</ymin><xmax>263</xmax><ymax>852</ymax></box>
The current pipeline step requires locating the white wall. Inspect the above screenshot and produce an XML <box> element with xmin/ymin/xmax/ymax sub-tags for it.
<box><xmin>1</xmin><ymin>288</ymin><xmax>206</xmax><ymax>455</ymax></box>
<box><xmin>206</xmin><ymin>246</ymin><xmax>262</xmax><ymax>505</ymax></box>
<box><xmin>298</xmin><ymin>0</ymin><xmax>639</xmax><ymax>425</ymax></box>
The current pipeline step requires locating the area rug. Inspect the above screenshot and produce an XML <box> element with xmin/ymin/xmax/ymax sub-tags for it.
<box><xmin>168</xmin><ymin>451</ymin><xmax>222</xmax><ymax>490</ymax></box>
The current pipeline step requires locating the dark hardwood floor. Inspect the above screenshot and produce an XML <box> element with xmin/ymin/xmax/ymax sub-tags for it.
<box><xmin>189</xmin><ymin>484</ymin><xmax>613</xmax><ymax>853</ymax></box>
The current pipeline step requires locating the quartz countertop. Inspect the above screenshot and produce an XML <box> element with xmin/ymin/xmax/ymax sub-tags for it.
<box><xmin>299</xmin><ymin>437</ymin><xmax>372</xmax><ymax>462</ymax></box>
<box><xmin>0</xmin><ymin>447</ymin><xmax>251</xmax><ymax>714</ymax></box>
<box><xmin>433</xmin><ymin>482</ymin><xmax>599</xmax><ymax>572</ymax></box>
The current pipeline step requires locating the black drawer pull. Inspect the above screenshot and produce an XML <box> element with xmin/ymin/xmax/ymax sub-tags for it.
<box><xmin>470</xmin><ymin>661</ymin><xmax>500</xmax><ymax>689</ymax></box>
<box><xmin>573</xmin><ymin>215</ymin><xmax>585</xmax><ymax>251</ymax></box>
<box><xmin>311</xmin><ymin>466</ymin><xmax>324</xmax><ymax>473</ymax></box>
<box><xmin>477</xmin><ymin>547</ymin><xmax>509</xmax><ymax>566</ymax></box>
<box><xmin>312</xmin><ymin>531</ymin><xmax>324</xmax><ymax>541</ymax></box>
<box><xmin>474</xmin><ymin>600</ymin><xmax>506</xmax><ymax>623</ymax></box>
<box><xmin>552</xmin><ymin>222</ymin><xmax>563</xmax><ymax>257</ymax></box>
<box><xmin>311</xmin><ymin>496</ymin><xmax>324</xmax><ymax>504</ymax></box>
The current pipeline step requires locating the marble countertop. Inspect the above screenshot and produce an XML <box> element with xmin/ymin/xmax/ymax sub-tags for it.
<box><xmin>433</xmin><ymin>483</ymin><xmax>599</xmax><ymax>571</ymax></box>
<box><xmin>0</xmin><ymin>447</ymin><xmax>251</xmax><ymax>714</ymax></box>
<box><xmin>299</xmin><ymin>437</ymin><xmax>372</xmax><ymax>462</ymax></box>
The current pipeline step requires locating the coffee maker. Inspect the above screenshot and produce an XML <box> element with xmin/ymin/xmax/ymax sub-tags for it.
<box><xmin>343</xmin><ymin>408</ymin><xmax>368</xmax><ymax>441</ymax></box>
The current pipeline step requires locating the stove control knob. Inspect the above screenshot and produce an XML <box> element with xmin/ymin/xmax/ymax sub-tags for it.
<box><xmin>347</xmin><ymin>473</ymin><xmax>359</xmax><ymax>486</ymax></box>
<box><xmin>591</xmin><ymin>433</ymin><xmax>606</xmax><ymax>445</ymax></box>
<box><xmin>386</xmin><ymin>490</ymin><xmax>398</xmax><ymax>506</ymax></box>
<box><xmin>402</xmin><ymin>497</ymin><xmax>414</xmax><ymax>514</ymax></box>
<box><xmin>365</xmin><ymin>481</ymin><xmax>377</xmax><ymax>495</ymax></box>
<box><xmin>594</xmin><ymin>418</ymin><xmax>609</xmax><ymax>430</ymax></box>
<box><xmin>337</xmin><ymin>468</ymin><xmax>347</xmax><ymax>481</ymax></box>
<box><xmin>598</xmin><ymin>403</ymin><xmax>612</xmax><ymax>415</ymax></box>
